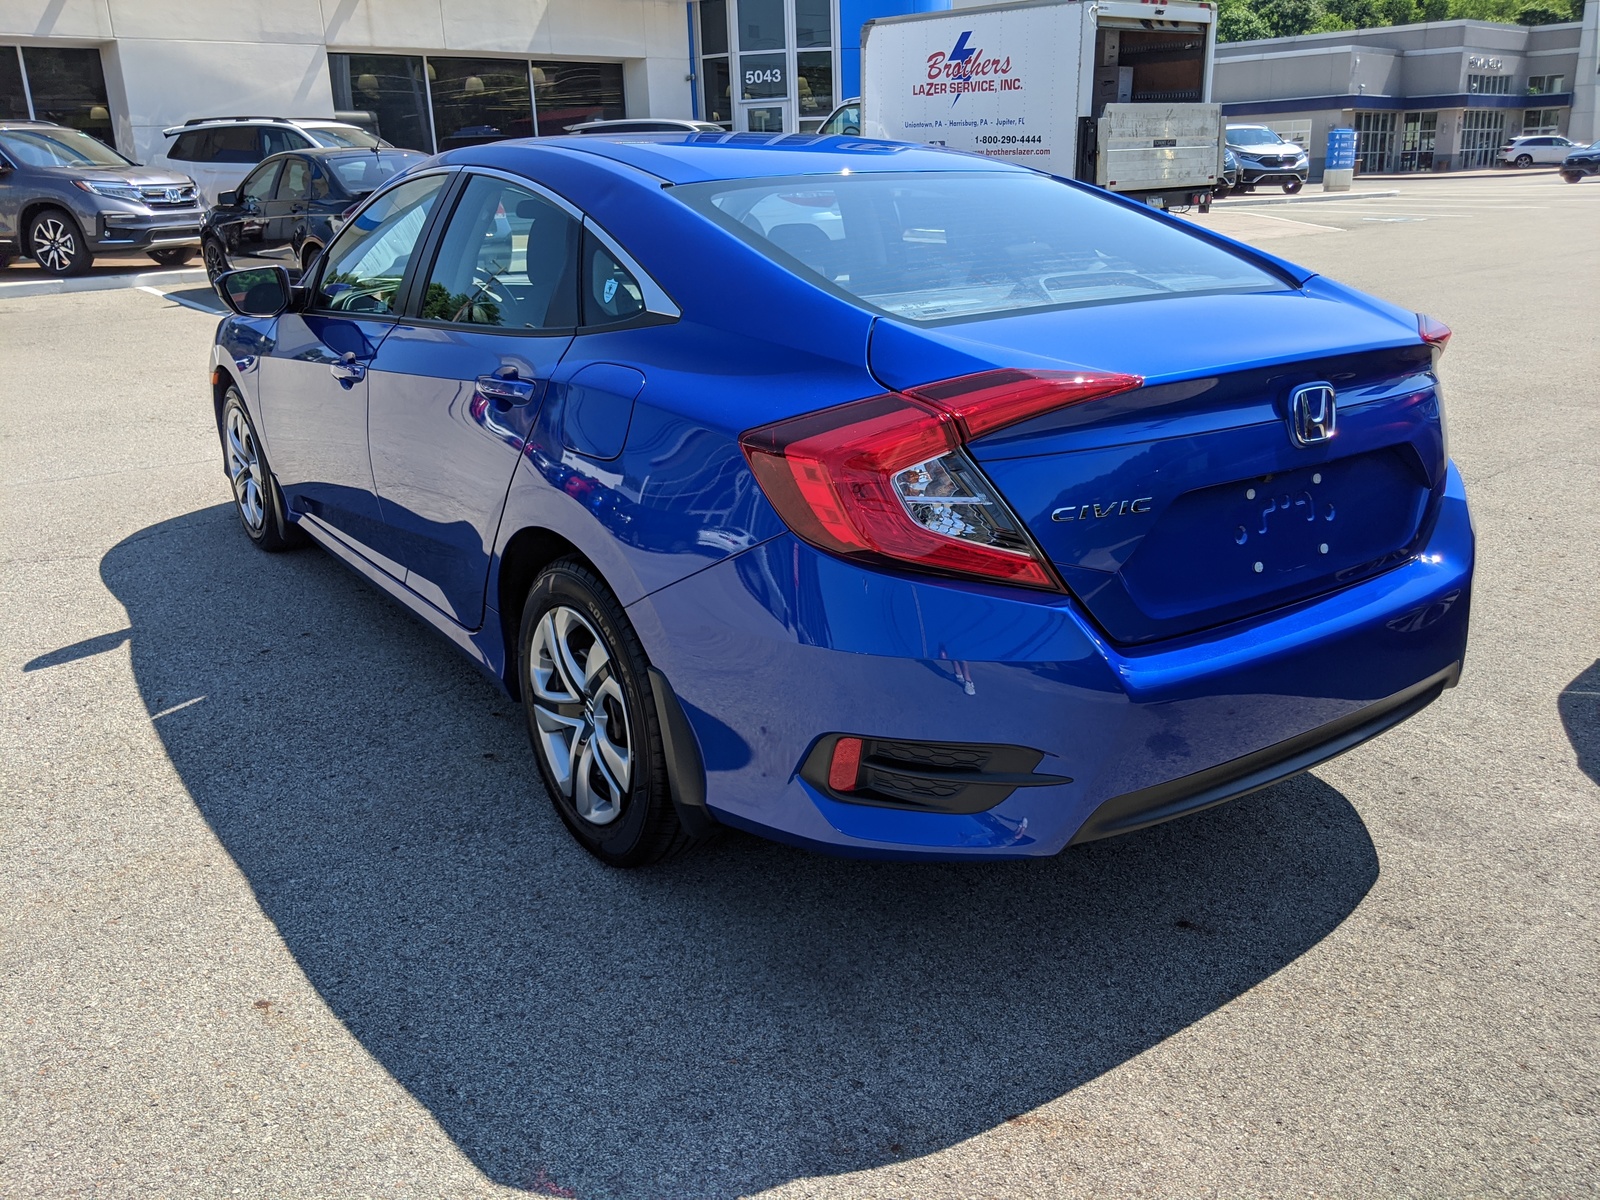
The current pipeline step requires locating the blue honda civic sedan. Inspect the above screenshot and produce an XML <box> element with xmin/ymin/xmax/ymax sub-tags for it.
<box><xmin>208</xmin><ymin>133</ymin><xmax>1472</xmax><ymax>867</ymax></box>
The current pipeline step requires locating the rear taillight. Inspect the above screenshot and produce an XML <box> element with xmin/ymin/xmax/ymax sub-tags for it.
<box><xmin>1419</xmin><ymin>314</ymin><xmax>1452</xmax><ymax>354</ymax></box>
<box><xmin>740</xmin><ymin>369</ymin><xmax>1142</xmax><ymax>591</ymax></box>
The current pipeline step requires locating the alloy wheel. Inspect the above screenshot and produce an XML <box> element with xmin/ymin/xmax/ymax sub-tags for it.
<box><xmin>32</xmin><ymin>217</ymin><xmax>78</xmax><ymax>273</ymax></box>
<box><xmin>527</xmin><ymin>605</ymin><xmax>633</xmax><ymax>827</ymax></box>
<box><xmin>225</xmin><ymin>404</ymin><xmax>266</xmax><ymax>533</ymax></box>
<box><xmin>203</xmin><ymin>238</ymin><xmax>229</xmax><ymax>282</ymax></box>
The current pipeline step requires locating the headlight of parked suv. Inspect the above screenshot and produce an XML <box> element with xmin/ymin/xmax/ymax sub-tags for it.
<box><xmin>74</xmin><ymin>180</ymin><xmax>144</xmax><ymax>202</ymax></box>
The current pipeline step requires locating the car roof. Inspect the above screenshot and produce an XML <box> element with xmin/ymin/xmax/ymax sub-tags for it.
<box><xmin>162</xmin><ymin>117</ymin><xmax>367</xmax><ymax>135</ymax></box>
<box><xmin>440</xmin><ymin>132</ymin><xmax>1022</xmax><ymax>186</ymax></box>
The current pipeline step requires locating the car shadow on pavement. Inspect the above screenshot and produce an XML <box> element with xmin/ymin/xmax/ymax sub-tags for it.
<box><xmin>99</xmin><ymin>507</ymin><xmax>1381</xmax><ymax>1200</ymax></box>
<box><xmin>1559</xmin><ymin>660</ymin><xmax>1600</xmax><ymax>786</ymax></box>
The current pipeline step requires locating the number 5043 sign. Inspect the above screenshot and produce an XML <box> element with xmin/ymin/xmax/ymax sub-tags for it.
<box><xmin>741</xmin><ymin>58</ymin><xmax>786</xmax><ymax>98</ymax></box>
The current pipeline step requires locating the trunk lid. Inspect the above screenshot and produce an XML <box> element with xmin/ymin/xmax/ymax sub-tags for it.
<box><xmin>869</xmin><ymin>286</ymin><xmax>1446</xmax><ymax>644</ymax></box>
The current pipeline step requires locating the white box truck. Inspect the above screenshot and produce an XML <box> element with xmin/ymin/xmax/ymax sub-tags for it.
<box><xmin>861</xmin><ymin>0</ymin><xmax>1223</xmax><ymax>211</ymax></box>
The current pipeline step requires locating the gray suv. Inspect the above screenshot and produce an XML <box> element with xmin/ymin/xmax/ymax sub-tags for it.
<box><xmin>0</xmin><ymin>120</ymin><xmax>203</xmax><ymax>276</ymax></box>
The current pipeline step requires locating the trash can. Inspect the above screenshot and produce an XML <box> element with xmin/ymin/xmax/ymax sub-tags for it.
<box><xmin>1324</xmin><ymin>128</ymin><xmax>1357</xmax><ymax>192</ymax></box>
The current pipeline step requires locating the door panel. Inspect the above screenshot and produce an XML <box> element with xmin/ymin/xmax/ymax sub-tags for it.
<box><xmin>255</xmin><ymin>171</ymin><xmax>451</xmax><ymax>573</ymax></box>
<box><xmin>366</xmin><ymin>172</ymin><xmax>582</xmax><ymax>628</ymax></box>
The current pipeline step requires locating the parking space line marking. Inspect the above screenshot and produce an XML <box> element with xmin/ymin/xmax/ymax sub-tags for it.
<box><xmin>151</xmin><ymin>696</ymin><xmax>207</xmax><ymax>719</ymax></box>
<box><xmin>1223</xmin><ymin>210</ymin><xmax>1344</xmax><ymax>231</ymax></box>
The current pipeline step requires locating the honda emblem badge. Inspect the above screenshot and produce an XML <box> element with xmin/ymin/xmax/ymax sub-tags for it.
<box><xmin>1287</xmin><ymin>382</ymin><xmax>1337</xmax><ymax>447</ymax></box>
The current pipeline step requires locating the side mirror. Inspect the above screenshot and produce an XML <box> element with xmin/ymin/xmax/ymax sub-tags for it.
<box><xmin>218</xmin><ymin>189</ymin><xmax>238</xmax><ymax>206</ymax></box>
<box><xmin>216</xmin><ymin>266</ymin><xmax>293</xmax><ymax>318</ymax></box>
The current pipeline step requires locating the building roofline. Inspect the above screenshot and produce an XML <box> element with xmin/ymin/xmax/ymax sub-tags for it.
<box><xmin>1216</xmin><ymin>17</ymin><xmax>1583</xmax><ymax>54</ymax></box>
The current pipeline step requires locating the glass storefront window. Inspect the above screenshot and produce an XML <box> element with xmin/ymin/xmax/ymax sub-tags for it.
<box><xmin>1</xmin><ymin>48</ymin><xmax>28</xmax><ymax>120</ymax></box>
<box><xmin>329</xmin><ymin>53</ymin><xmax>432</xmax><ymax>152</ymax></box>
<box><xmin>740</xmin><ymin>53</ymin><xmax>787</xmax><ymax>101</ymax></box>
<box><xmin>531</xmin><ymin>60</ymin><xmax>624</xmax><ymax>136</ymax></box>
<box><xmin>796</xmin><ymin>51</ymin><xmax>833</xmax><ymax>124</ymax></box>
<box><xmin>430</xmin><ymin>56</ymin><xmax>533</xmax><ymax>150</ymax></box>
<box><xmin>738</xmin><ymin>0</ymin><xmax>786</xmax><ymax>51</ymax></box>
<box><xmin>795</xmin><ymin>0</ymin><xmax>831</xmax><ymax>48</ymax></box>
<box><xmin>703</xmin><ymin>57</ymin><xmax>732</xmax><ymax>126</ymax></box>
<box><xmin>700</xmin><ymin>0</ymin><xmax>729</xmax><ymax>56</ymax></box>
<box><xmin>20</xmin><ymin>47</ymin><xmax>113</xmax><ymax>144</ymax></box>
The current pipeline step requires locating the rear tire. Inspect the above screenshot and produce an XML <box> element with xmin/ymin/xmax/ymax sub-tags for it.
<box><xmin>518</xmin><ymin>560</ymin><xmax>692</xmax><ymax>868</ymax></box>
<box><xmin>299</xmin><ymin>241</ymin><xmax>322</xmax><ymax>275</ymax></box>
<box><xmin>220</xmin><ymin>387</ymin><xmax>302</xmax><ymax>552</ymax></box>
<box><xmin>202</xmin><ymin>235</ymin><xmax>229</xmax><ymax>284</ymax></box>
<box><xmin>1515</xmin><ymin>154</ymin><xmax>1534</xmax><ymax>168</ymax></box>
<box><xmin>1283</xmin><ymin>178</ymin><xmax>1304</xmax><ymax>194</ymax></box>
<box><xmin>28</xmin><ymin>208</ymin><xmax>92</xmax><ymax>276</ymax></box>
<box><xmin>148</xmin><ymin>246</ymin><xmax>196</xmax><ymax>267</ymax></box>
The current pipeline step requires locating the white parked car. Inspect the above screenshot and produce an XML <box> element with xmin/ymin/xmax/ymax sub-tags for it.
<box><xmin>149</xmin><ymin>117</ymin><xmax>387</xmax><ymax>205</ymax></box>
<box><xmin>1497</xmin><ymin>135</ymin><xmax>1584</xmax><ymax>168</ymax></box>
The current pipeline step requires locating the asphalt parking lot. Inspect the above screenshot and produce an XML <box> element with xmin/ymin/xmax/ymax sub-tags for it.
<box><xmin>2</xmin><ymin>172</ymin><xmax>1596</xmax><ymax>1199</ymax></box>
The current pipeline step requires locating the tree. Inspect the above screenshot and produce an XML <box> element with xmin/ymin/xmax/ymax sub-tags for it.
<box><xmin>1218</xmin><ymin>0</ymin><xmax>1274</xmax><ymax>40</ymax></box>
<box><xmin>1514</xmin><ymin>0</ymin><xmax>1572</xmax><ymax>19</ymax></box>
<box><xmin>1258</xmin><ymin>0</ymin><xmax>1327</xmax><ymax>36</ymax></box>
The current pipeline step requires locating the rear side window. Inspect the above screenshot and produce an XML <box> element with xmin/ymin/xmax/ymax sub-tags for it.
<box><xmin>583</xmin><ymin>234</ymin><xmax>645</xmax><ymax>325</ymax></box>
<box><xmin>674</xmin><ymin>171</ymin><xmax>1280</xmax><ymax>323</ymax></box>
<box><xmin>168</xmin><ymin>131</ymin><xmax>205</xmax><ymax>161</ymax></box>
<box><xmin>418</xmin><ymin>174</ymin><xmax>579</xmax><ymax>330</ymax></box>
<box><xmin>207</xmin><ymin>126</ymin><xmax>261</xmax><ymax>164</ymax></box>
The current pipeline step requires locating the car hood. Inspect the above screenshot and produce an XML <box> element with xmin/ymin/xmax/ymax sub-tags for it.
<box><xmin>36</xmin><ymin>164</ymin><xmax>196</xmax><ymax>188</ymax></box>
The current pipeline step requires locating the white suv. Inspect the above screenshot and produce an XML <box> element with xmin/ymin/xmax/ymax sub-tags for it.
<box><xmin>149</xmin><ymin>117</ymin><xmax>388</xmax><ymax>205</ymax></box>
<box><xmin>1497</xmin><ymin>135</ymin><xmax>1583</xmax><ymax>168</ymax></box>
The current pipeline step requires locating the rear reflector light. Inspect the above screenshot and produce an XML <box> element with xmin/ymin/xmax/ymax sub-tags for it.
<box><xmin>828</xmin><ymin>737</ymin><xmax>863</xmax><ymax>792</ymax></box>
<box><xmin>1418</xmin><ymin>314</ymin><xmax>1451</xmax><ymax>353</ymax></box>
<box><xmin>740</xmin><ymin>369</ymin><xmax>1141</xmax><ymax>591</ymax></box>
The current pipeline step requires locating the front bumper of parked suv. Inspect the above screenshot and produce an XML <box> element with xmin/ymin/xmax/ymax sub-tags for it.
<box><xmin>80</xmin><ymin>189</ymin><xmax>203</xmax><ymax>252</ymax></box>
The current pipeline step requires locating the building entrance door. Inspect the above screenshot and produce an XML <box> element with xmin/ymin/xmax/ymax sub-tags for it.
<box><xmin>1399</xmin><ymin>111</ymin><xmax>1437</xmax><ymax>172</ymax></box>
<box><xmin>742</xmin><ymin>98</ymin><xmax>792</xmax><ymax>133</ymax></box>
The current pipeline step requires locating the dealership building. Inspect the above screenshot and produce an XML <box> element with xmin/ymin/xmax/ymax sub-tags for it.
<box><xmin>0</xmin><ymin>0</ymin><xmax>948</xmax><ymax>164</ymax></box>
<box><xmin>1214</xmin><ymin>5</ymin><xmax>1599</xmax><ymax>174</ymax></box>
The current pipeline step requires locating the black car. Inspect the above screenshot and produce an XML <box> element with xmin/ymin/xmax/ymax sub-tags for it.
<box><xmin>200</xmin><ymin>146</ymin><xmax>426</xmax><ymax>281</ymax></box>
<box><xmin>1560</xmin><ymin>140</ymin><xmax>1600</xmax><ymax>183</ymax></box>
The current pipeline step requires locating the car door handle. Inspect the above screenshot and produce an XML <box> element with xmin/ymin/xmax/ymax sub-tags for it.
<box><xmin>475</xmin><ymin>374</ymin><xmax>537</xmax><ymax>407</ymax></box>
<box><xmin>331</xmin><ymin>354</ymin><xmax>366</xmax><ymax>387</ymax></box>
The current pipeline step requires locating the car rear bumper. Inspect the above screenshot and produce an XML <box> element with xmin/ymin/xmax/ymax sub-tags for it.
<box><xmin>630</xmin><ymin>463</ymin><xmax>1474</xmax><ymax>860</ymax></box>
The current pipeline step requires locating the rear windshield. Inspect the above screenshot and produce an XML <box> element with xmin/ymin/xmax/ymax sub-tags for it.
<box><xmin>0</xmin><ymin>127</ymin><xmax>130</xmax><ymax>168</ymax></box>
<box><xmin>673</xmin><ymin>171</ymin><xmax>1280</xmax><ymax>323</ymax></box>
<box><xmin>328</xmin><ymin>151</ymin><xmax>420</xmax><ymax>193</ymax></box>
<box><xmin>304</xmin><ymin>125</ymin><xmax>382</xmax><ymax>149</ymax></box>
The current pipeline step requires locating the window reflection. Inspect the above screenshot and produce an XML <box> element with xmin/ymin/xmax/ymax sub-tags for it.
<box><xmin>431</xmin><ymin>57</ymin><xmax>534</xmax><ymax>149</ymax></box>
<box><xmin>329</xmin><ymin>53</ymin><xmax>432</xmax><ymax>152</ymax></box>
<box><xmin>532</xmin><ymin>61</ymin><xmax>625</xmax><ymax>136</ymax></box>
<box><xmin>1</xmin><ymin>48</ymin><xmax>27</xmax><ymax>120</ymax></box>
<box><xmin>20</xmin><ymin>47</ymin><xmax>113</xmax><ymax>144</ymax></box>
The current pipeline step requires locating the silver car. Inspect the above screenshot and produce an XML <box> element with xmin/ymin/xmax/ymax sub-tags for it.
<box><xmin>0</xmin><ymin>120</ymin><xmax>201</xmax><ymax>275</ymax></box>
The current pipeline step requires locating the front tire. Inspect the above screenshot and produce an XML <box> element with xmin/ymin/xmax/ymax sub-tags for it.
<box><xmin>1560</xmin><ymin>171</ymin><xmax>1583</xmax><ymax>184</ymax></box>
<box><xmin>220</xmin><ymin>388</ymin><xmax>301</xmax><ymax>551</ymax></box>
<box><xmin>202</xmin><ymin>235</ymin><xmax>229</xmax><ymax>284</ymax></box>
<box><xmin>1283</xmin><ymin>178</ymin><xmax>1304</xmax><ymax>194</ymax></box>
<box><xmin>148</xmin><ymin>246</ymin><xmax>196</xmax><ymax>267</ymax></box>
<box><xmin>518</xmin><ymin>560</ymin><xmax>690</xmax><ymax>867</ymax></box>
<box><xmin>28</xmin><ymin>208</ymin><xmax>92</xmax><ymax>276</ymax></box>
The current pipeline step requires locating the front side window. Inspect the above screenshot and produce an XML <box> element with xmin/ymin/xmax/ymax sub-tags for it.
<box><xmin>676</xmin><ymin>172</ymin><xmax>1281</xmax><ymax>324</ymax></box>
<box><xmin>238</xmin><ymin>162</ymin><xmax>280</xmax><ymax>206</ymax></box>
<box><xmin>261</xmin><ymin>127</ymin><xmax>311</xmax><ymax>156</ymax></box>
<box><xmin>419</xmin><ymin>174</ymin><xmax>579</xmax><ymax>330</ymax></box>
<box><xmin>315</xmin><ymin>173</ymin><xmax>447</xmax><ymax>315</ymax></box>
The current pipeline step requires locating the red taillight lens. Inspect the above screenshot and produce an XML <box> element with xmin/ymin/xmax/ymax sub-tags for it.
<box><xmin>1419</xmin><ymin>314</ymin><xmax>1452</xmax><ymax>353</ymax></box>
<box><xmin>740</xmin><ymin>368</ymin><xmax>1142</xmax><ymax>592</ymax></box>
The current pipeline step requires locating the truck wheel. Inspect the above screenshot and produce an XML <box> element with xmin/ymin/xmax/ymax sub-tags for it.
<box><xmin>1283</xmin><ymin>179</ymin><xmax>1304</xmax><ymax>195</ymax></box>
